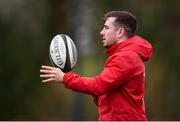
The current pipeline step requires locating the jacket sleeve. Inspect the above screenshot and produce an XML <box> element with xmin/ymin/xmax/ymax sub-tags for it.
<box><xmin>63</xmin><ymin>54</ymin><xmax>134</xmax><ymax>96</ymax></box>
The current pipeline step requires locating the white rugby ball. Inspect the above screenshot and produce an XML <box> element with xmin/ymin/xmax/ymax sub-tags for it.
<box><xmin>49</xmin><ymin>34</ymin><xmax>78</xmax><ymax>72</ymax></box>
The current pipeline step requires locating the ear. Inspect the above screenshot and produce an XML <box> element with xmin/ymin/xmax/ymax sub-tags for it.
<box><xmin>117</xmin><ymin>27</ymin><xmax>125</xmax><ymax>38</ymax></box>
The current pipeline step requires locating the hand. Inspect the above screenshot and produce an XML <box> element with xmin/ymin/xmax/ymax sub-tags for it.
<box><xmin>40</xmin><ymin>65</ymin><xmax>65</xmax><ymax>83</ymax></box>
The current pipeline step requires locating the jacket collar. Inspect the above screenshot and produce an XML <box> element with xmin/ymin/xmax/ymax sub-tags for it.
<box><xmin>104</xmin><ymin>41</ymin><xmax>122</xmax><ymax>56</ymax></box>
<box><xmin>104</xmin><ymin>35</ymin><xmax>153</xmax><ymax>61</ymax></box>
<box><xmin>104</xmin><ymin>36</ymin><xmax>136</xmax><ymax>55</ymax></box>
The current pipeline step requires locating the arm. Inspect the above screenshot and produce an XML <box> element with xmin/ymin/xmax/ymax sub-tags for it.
<box><xmin>40</xmin><ymin>54</ymin><xmax>134</xmax><ymax>96</ymax></box>
<box><xmin>63</xmin><ymin>54</ymin><xmax>134</xmax><ymax>96</ymax></box>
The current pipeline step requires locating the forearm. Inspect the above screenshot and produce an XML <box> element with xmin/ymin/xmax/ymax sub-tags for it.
<box><xmin>63</xmin><ymin>68</ymin><xmax>124</xmax><ymax>96</ymax></box>
<box><xmin>63</xmin><ymin>72</ymin><xmax>97</xmax><ymax>95</ymax></box>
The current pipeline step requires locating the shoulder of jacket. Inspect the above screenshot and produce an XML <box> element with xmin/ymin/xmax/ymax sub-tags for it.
<box><xmin>105</xmin><ymin>51</ymin><xmax>137</xmax><ymax>65</ymax></box>
<box><xmin>112</xmin><ymin>50</ymin><xmax>139</xmax><ymax>59</ymax></box>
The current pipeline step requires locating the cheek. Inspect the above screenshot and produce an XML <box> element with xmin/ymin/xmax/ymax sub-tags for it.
<box><xmin>107</xmin><ymin>32</ymin><xmax>116</xmax><ymax>41</ymax></box>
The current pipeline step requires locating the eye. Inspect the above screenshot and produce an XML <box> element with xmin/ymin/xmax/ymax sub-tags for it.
<box><xmin>104</xmin><ymin>25</ymin><xmax>109</xmax><ymax>29</ymax></box>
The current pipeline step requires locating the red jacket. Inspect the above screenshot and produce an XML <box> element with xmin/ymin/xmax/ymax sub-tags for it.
<box><xmin>63</xmin><ymin>35</ymin><xmax>153</xmax><ymax>121</ymax></box>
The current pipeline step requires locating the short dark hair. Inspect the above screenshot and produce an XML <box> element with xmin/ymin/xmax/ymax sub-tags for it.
<box><xmin>104</xmin><ymin>11</ymin><xmax>137</xmax><ymax>37</ymax></box>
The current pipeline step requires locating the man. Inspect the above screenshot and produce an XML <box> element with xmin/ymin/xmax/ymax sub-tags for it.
<box><xmin>40</xmin><ymin>11</ymin><xmax>153</xmax><ymax>121</ymax></box>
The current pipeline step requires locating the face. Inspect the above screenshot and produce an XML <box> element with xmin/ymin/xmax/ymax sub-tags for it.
<box><xmin>100</xmin><ymin>17</ymin><xmax>119</xmax><ymax>48</ymax></box>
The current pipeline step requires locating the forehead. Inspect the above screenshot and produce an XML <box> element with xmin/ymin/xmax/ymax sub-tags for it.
<box><xmin>104</xmin><ymin>17</ymin><xmax>116</xmax><ymax>26</ymax></box>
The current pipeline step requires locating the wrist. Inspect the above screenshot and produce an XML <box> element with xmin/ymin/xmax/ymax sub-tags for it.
<box><xmin>59</xmin><ymin>72</ymin><xmax>65</xmax><ymax>83</ymax></box>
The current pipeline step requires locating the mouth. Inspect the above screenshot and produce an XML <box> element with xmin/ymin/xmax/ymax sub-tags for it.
<box><xmin>101</xmin><ymin>36</ymin><xmax>105</xmax><ymax>40</ymax></box>
<box><xmin>102</xmin><ymin>37</ymin><xmax>106</xmax><ymax>41</ymax></box>
<box><xmin>102</xmin><ymin>39</ymin><xmax>105</xmax><ymax>43</ymax></box>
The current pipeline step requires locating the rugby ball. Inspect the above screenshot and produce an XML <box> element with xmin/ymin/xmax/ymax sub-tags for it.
<box><xmin>49</xmin><ymin>34</ymin><xmax>78</xmax><ymax>72</ymax></box>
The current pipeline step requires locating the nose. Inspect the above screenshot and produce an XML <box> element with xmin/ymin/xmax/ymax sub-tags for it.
<box><xmin>100</xmin><ymin>28</ymin><xmax>104</xmax><ymax>36</ymax></box>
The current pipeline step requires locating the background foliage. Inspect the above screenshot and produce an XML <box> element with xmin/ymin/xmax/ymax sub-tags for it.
<box><xmin>0</xmin><ymin>0</ymin><xmax>180</xmax><ymax>120</ymax></box>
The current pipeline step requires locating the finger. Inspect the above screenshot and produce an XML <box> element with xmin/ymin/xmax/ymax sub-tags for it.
<box><xmin>42</xmin><ymin>78</ymin><xmax>54</xmax><ymax>83</ymax></box>
<box><xmin>40</xmin><ymin>69</ymin><xmax>54</xmax><ymax>74</ymax></box>
<box><xmin>41</xmin><ymin>65</ymin><xmax>55</xmax><ymax>70</ymax></box>
<box><xmin>40</xmin><ymin>74</ymin><xmax>54</xmax><ymax>78</ymax></box>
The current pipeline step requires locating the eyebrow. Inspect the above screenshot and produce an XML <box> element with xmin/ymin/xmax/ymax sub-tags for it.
<box><xmin>104</xmin><ymin>25</ymin><xmax>109</xmax><ymax>28</ymax></box>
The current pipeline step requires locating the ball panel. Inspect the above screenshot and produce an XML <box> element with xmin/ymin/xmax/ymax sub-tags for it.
<box><xmin>66</xmin><ymin>35</ymin><xmax>78</xmax><ymax>69</ymax></box>
<box><xmin>59</xmin><ymin>34</ymin><xmax>71</xmax><ymax>72</ymax></box>
<box><xmin>49</xmin><ymin>34</ymin><xmax>66</xmax><ymax>69</ymax></box>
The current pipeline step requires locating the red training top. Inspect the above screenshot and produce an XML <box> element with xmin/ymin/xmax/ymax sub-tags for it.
<box><xmin>63</xmin><ymin>35</ymin><xmax>153</xmax><ymax>121</ymax></box>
